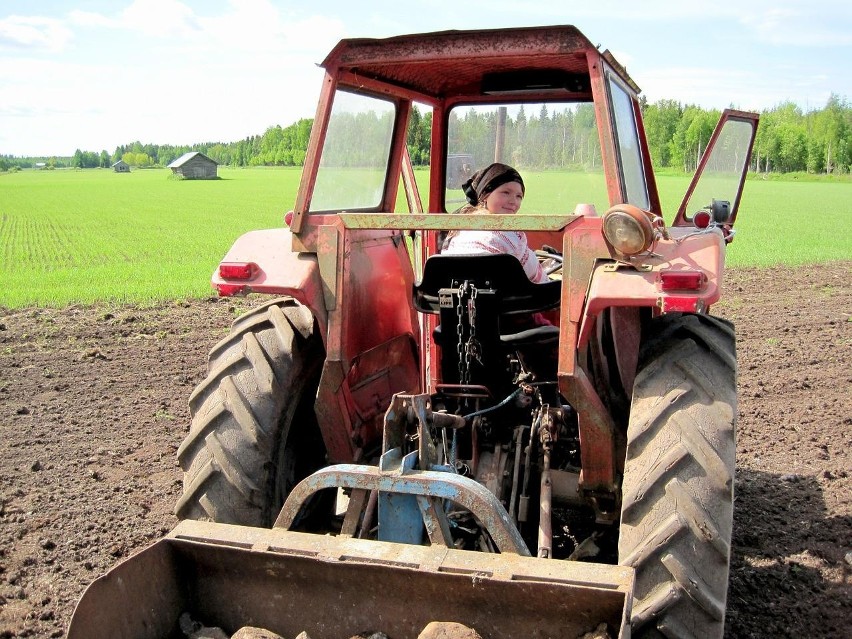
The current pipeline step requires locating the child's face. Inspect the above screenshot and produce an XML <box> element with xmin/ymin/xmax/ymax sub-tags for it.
<box><xmin>483</xmin><ymin>181</ymin><xmax>524</xmax><ymax>214</ymax></box>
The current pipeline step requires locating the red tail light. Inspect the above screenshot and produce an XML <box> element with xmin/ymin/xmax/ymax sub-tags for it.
<box><xmin>218</xmin><ymin>262</ymin><xmax>257</xmax><ymax>280</ymax></box>
<box><xmin>658</xmin><ymin>270</ymin><xmax>706</xmax><ymax>291</ymax></box>
<box><xmin>216</xmin><ymin>283</ymin><xmax>247</xmax><ymax>297</ymax></box>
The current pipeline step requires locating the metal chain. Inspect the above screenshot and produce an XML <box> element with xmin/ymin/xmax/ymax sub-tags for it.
<box><xmin>454</xmin><ymin>281</ymin><xmax>484</xmax><ymax>386</ymax></box>
<box><xmin>465</xmin><ymin>285</ymin><xmax>482</xmax><ymax>371</ymax></box>
<box><xmin>455</xmin><ymin>282</ymin><xmax>468</xmax><ymax>385</ymax></box>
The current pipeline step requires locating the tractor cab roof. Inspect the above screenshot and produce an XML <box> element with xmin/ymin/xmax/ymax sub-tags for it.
<box><xmin>321</xmin><ymin>25</ymin><xmax>640</xmax><ymax>102</ymax></box>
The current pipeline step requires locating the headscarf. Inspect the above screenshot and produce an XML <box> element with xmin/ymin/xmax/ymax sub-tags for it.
<box><xmin>461</xmin><ymin>162</ymin><xmax>525</xmax><ymax>206</ymax></box>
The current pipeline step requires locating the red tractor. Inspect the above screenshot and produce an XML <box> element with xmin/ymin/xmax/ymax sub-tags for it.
<box><xmin>70</xmin><ymin>25</ymin><xmax>757</xmax><ymax>639</ymax></box>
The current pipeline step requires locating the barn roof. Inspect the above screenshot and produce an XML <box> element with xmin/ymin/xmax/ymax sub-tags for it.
<box><xmin>168</xmin><ymin>151</ymin><xmax>218</xmax><ymax>168</ymax></box>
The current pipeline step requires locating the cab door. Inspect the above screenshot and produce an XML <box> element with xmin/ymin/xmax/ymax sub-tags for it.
<box><xmin>672</xmin><ymin>109</ymin><xmax>759</xmax><ymax>229</ymax></box>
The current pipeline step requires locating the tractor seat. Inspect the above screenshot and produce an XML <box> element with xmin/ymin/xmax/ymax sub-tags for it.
<box><xmin>414</xmin><ymin>253</ymin><xmax>561</xmax><ymax>387</ymax></box>
<box><xmin>413</xmin><ymin>253</ymin><xmax>561</xmax><ymax>316</ymax></box>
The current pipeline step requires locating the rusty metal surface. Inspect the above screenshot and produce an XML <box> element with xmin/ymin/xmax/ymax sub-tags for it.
<box><xmin>556</xmin><ymin>217</ymin><xmax>620</xmax><ymax>506</ymax></box>
<box><xmin>610</xmin><ymin>307</ymin><xmax>641</xmax><ymax>401</ymax></box>
<box><xmin>67</xmin><ymin>539</ymin><xmax>184</xmax><ymax>639</ymax></box>
<box><xmin>581</xmin><ymin>227</ymin><xmax>727</xmax><ymax>343</ymax></box>
<box><xmin>339</xmin><ymin>213</ymin><xmax>578</xmax><ymax>231</ymax></box>
<box><xmin>273</xmin><ymin>463</ymin><xmax>530</xmax><ymax>555</ymax></box>
<box><xmin>316</xmin><ymin>224</ymin><xmax>339</xmax><ymax>311</ymax></box>
<box><xmin>314</xmin><ymin>221</ymin><xmax>422</xmax><ymax>461</ymax></box>
<box><xmin>290</xmin><ymin>70</ymin><xmax>335</xmax><ymax>234</ymax></box>
<box><xmin>69</xmin><ymin>519</ymin><xmax>634</xmax><ymax>639</ymax></box>
<box><xmin>210</xmin><ymin>228</ymin><xmax>328</xmax><ymax>334</ymax></box>
<box><xmin>319</xmin><ymin>26</ymin><xmax>623</xmax><ymax>102</ymax></box>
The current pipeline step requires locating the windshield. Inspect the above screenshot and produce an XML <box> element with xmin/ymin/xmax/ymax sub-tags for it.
<box><xmin>682</xmin><ymin>118</ymin><xmax>755</xmax><ymax>221</ymax></box>
<box><xmin>311</xmin><ymin>90</ymin><xmax>396</xmax><ymax>211</ymax></box>
<box><xmin>445</xmin><ymin>102</ymin><xmax>607</xmax><ymax>214</ymax></box>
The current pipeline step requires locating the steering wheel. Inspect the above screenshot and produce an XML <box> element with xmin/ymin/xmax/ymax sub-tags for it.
<box><xmin>535</xmin><ymin>245</ymin><xmax>563</xmax><ymax>280</ymax></box>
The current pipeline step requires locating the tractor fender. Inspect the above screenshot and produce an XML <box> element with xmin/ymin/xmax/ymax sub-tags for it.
<box><xmin>575</xmin><ymin>227</ymin><xmax>727</xmax><ymax>399</ymax></box>
<box><xmin>212</xmin><ymin>228</ymin><xmax>328</xmax><ymax>335</ymax></box>
<box><xmin>580</xmin><ymin>226</ymin><xmax>727</xmax><ymax>346</ymax></box>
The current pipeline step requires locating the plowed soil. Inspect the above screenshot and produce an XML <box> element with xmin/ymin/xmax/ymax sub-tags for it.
<box><xmin>0</xmin><ymin>263</ymin><xmax>850</xmax><ymax>639</ymax></box>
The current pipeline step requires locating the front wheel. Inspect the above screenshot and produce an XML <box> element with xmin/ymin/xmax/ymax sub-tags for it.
<box><xmin>175</xmin><ymin>298</ymin><xmax>326</xmax><ymax>526</ymax></box>
<box><xmin>619</xmin><ymin>313</ymin><xmax>737</xmax><ymax>639</ymax></box>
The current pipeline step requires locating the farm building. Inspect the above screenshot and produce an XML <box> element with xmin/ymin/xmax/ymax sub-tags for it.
<box><xmin>167</xmin><ymin>151</ymin><xmax>219</xmax><ymax>179</ymax></box>
<box><xmin>112</xmin><ymin>160</ymin><xmax>130</xmax><ymax>173</ymax></box>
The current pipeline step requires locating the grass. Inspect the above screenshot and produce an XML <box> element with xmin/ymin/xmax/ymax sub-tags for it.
<box><xmin>1</xmin><ymin>167</ymin><xmax>297</xmax><ymax>307</ymax></box>
<box><xmin>655</xmin><ymin>174</ymin><xmax>852</xmax><ymax>267</ymax></box>
<box><xmin>728</xmin><ymin>180</ymin><xmax>852</xmax><ymax>266</ymax></box>
<box><xmin>1</xmin><ymin>166</ymin><xmax>850</xmax><ymax>308</ymax></box>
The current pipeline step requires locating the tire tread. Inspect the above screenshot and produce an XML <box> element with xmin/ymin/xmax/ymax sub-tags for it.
<box><xmin>619</xmin><ymin>313</ymin><xmax>736</xmax><ymax>639</ymax></box>
<box><xmin>175</xmin><ymin>298</ymin><xmax>323</xmax><ymax>525</ymax></box>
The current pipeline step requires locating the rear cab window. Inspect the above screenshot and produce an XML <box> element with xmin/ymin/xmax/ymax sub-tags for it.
<box><xmin>445</xmin><ymin>102</ymin><xmax>607</xmax><ymax>214</ymax></box>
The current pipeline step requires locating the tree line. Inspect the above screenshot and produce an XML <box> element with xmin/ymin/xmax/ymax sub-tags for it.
<box><xmin>642</xmin><ymin>95</ymin><xmax>850</xmax><ymax>174</ymax></box>
<box><xmin>446</xmin><ymin>103</ymin><xmax>603</xmax><ymax>171</ymax></box>
<box><xmin>1</xmin><ymin>96</ymin><xmax>848</xmax><ymax>175</ymax></box>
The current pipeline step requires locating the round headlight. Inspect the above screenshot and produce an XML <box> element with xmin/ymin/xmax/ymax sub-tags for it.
<box><xmin>602</xmin><ymin>205</ymin><xmax>654</xmax><ymax>256</ymax></box>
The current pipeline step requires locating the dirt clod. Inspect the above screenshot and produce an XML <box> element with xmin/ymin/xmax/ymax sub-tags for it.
<box><xmin>577</xmin><ymin>623</ymin><xmax>611</xmax><ymax>639</ymax></box>
<box><xmin>231</xmin><ymin>627</ymin><xmax>285</xmax><ymax>639</ymax></box>
<box><xmin>417</xmin><ymin>621</ymin><xmax>482</xmax><ymax>639</ymax></box>
<box><xmin>0</xmin><ymin>263</ymin><xmax>849</xmax><ymax>639</ymax></box>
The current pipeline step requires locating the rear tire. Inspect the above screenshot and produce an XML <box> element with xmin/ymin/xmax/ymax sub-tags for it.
<box><xmin>618</xmin><ymin>314</ymin><xmax>736</xmax><ymax>639</ymax></box>
<box><xmin>175</xmin><ymin>298</ymin><xmax>326</xmax><ymax>526</ymax></box>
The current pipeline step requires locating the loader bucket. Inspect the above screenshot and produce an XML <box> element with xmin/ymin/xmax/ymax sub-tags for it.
<box><xmin>69</xmin><ymin>519</ymin><xmax>634</xmax><ymax>639</ymax></box>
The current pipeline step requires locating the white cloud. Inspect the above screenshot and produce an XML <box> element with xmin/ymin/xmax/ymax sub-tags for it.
<box><xmin>62</xmin><ymin>0</ymin><xmax>345</xmax><ymax>70</ymax></box>
<box><xmin>68</xmin><ymin>10</ymin><xmax>119</xmax><ymax>29</ymax></box>
<box><xmin>740</xmin><ymin>7</ymin><xmax>852</xmax><ymax>47</ymax></box>
<box><xmin>0</xmin><ymin>1</ymin><xmax>848</xmax><ymax>156</ymax></box>
<box><xmin>120</xmin><ymin>0</ymin><xmax>200</xmax><ymax>38</ymax></box>
<box><xmin>0</xmin><ymin>15</ymin><xmax>73</xmax><ymax>52</ymax></box>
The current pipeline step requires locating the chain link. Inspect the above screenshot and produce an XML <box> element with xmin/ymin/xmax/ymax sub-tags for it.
<box><xmin>456</xmin><ymin>281</ymin><xmax>482</xmax><ymax>384</ymax></box>
<box><xmin>466</xmin><ymin>285</ymin><xmax>481</xmax><ymax>370</ymax></box>
<box><xmin>454</xmin><ymin>281</ymin><xmax>483</xmax><ymax>386</ymax></box>
<box><xmin>455</xmin><ymin>282</ymin><xmax>468</xmax><ymax>385</ymax></box>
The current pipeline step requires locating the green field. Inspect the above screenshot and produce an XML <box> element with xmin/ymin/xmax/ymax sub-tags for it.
<box><xmin>1</xmin><ymin>167</ymin><xmax>850</xmax><ymax>308</ymax></box>
<box><xmin>1</xmin><ymin>168</ymin><xmax>296</xmax><ymax>308</ymax></box>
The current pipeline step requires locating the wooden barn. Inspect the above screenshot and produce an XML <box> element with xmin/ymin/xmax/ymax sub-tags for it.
<box><xmin>167</xmin><ymin>151</ymin><xmax>219</xmax><ymax>179</ymax></box>
<box><xmin>111</xmin><ymin>160</ymin><xmax>130</xmax><ymax>173</ymax></box>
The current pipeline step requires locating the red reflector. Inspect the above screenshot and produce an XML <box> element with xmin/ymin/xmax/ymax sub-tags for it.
<box><xmin>216</xmin><ymin>283</ymin><xmax>247</xmax><ymax>297</ymax></box>
<box><xmin>659</xmin><ymin>295</ymin><xmax>705</xmax><ymax>313</ymax></box>
<box><xmin>218</xmin><ymin>262</ymin><xmax>256</xmax><ymax>280</ymax></box>
<box><xmin>659</xmin><ymin>270</ymin><xmax>706</xmax><ymax>291</ymax></box>
<box><xmin>693</xmin><ymin>210</ymin><xmax>712</xmax><ymax>229</ymax></box>
<box><xmin>284</xmin><ymin>210</ymin><xmax>294</xmax><ymax>226</ymax></box>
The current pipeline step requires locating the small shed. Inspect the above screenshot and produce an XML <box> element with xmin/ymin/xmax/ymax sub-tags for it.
<box><xmin>112</xmin><ymin>160</ymin><xmax>130</xmax><ymax>173</ymax></box>
<box><xmin>167</xmin><ymin>151</ymin><xmax>219</xmax><ymax>179</ymax></box>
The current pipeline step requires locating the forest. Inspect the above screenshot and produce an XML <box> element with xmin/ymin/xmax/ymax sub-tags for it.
<box><xmin>1</xmin><ymin>96</ymin><xmax>849</xmax><ymax>176</ymax></box>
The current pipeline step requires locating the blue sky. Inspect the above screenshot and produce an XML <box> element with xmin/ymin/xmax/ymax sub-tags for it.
<box><xmin>1</xmin><ymin>0</ymin><xmax>850</xmax><ymax>157</ymax></box>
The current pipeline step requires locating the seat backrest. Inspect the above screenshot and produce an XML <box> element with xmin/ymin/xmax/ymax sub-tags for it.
<box><xmin>413</xmin><ymin>254</ymin><xmax>561</xmax><ymax>316</ymax></box>
<box><xmin>413</xmin><ymin>254</ymin><xmax>561</xmax><ymax>388</ymax></box>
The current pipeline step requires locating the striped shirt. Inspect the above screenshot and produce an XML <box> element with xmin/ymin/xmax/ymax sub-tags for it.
<box><xmin>442</xmin><ymin>230</ymin><xmax>547</xmax><ymax>284</ymax></box>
